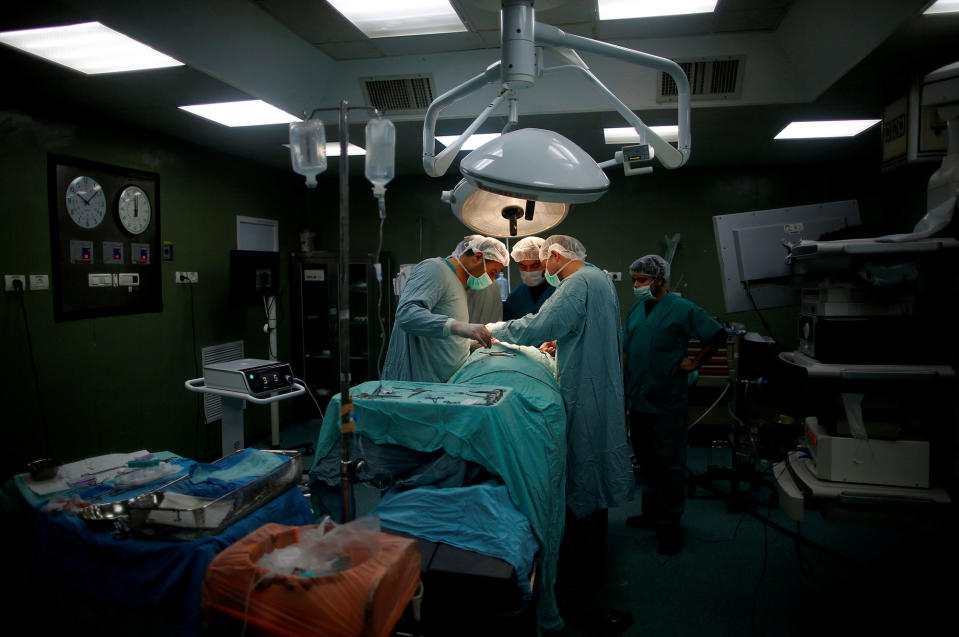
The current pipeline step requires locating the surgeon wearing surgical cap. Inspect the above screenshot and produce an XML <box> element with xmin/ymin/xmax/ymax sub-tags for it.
<box><xmin>622</xmin><ymin>254</ymin><xmax>724</xmax><ymax>555</ymax></box>
<box><xmin>487</xmin><ymin>235</ymin><xmax>634</xmax><ymax>634</ymax></box>
<box><xmin>503</xmin><ymin>235</ymin><xmax>555</xmax><ymax>320</ymax></box>
<box><xmin>461</xmin><ymin>234</ymin><xmax>508</xmax><ymax>325</ymax></box>
<box><xmin>382</xmin><ymin>235</ymin><xmax>508</xmax><ymax>383</ymax></box>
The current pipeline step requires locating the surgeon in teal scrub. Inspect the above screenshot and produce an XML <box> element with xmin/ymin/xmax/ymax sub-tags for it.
<box><xmin>382</xmin><ymin>235</ymin><xmax>508</xmax><ymax>383</ymax></box>
<box><xmin>503</xmin><ymin>235</ymin><xmax>555</xmax><ymax>320</ymax></box>
<box><xmin>623</xmin><ymin>254</ymin><xmax>724</xmax><ymax>555</ymax></box>
<box><xmin>488</xmin><ymin>235</ymin><xmax>634</xmax><ymax>634</ymax></box>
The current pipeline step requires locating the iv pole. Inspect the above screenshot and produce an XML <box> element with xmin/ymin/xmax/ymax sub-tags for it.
<box><xmin>336</xmin><ymin>101</ymin><xmax>353</xmax><ymax>524</ymax></box>
<box><xmin>300</xmin><ymin>101</ymin><xmax>383</xmax><ymax>522</ymax></box>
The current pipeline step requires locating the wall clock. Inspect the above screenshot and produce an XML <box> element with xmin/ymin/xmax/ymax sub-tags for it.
<box><xmin>117</xmin><ymin>185</ymin><xmax>152</xmax><ymax>235</ymax></box>
<box><xmin>48</xmin><ymin>154</ymin><xmax>162</xmax><ymax>321</ymax></box>
<box><xmin>65</xmin><ymin>176</ymin><xmax>107</xmax><ymax>229</ymax></box>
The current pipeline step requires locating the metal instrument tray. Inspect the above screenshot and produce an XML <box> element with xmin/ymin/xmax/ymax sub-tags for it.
<box><xmin>79</xmin><ymin>449</ymin><xmax>301</xmax><ymax>540</ymax></box>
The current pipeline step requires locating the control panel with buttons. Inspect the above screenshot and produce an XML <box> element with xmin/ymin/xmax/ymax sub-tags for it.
<box><xmin>202</xmin><ymin>359</ymin><xmax>294</xmax><ymax>397</ymax></box>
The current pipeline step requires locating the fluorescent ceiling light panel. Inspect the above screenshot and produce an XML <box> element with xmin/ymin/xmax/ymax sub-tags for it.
<box><xmin>436</xmin><ymin>133</ymin><xmax>500</xmax><ymax>151</ymax></box>
<box><xmin>598</xmin><ymin>0</ymin><xmax>718</xmax><ymax>20</ymax></box>
<box><xmin>282</xmin><ymin>142</ymin><xmax>366</xmax><ymax>156</ymax></box>
<box><xmin>327</xmin><ymin>0</ymin><xmax>466</xmax><ymax>38</ymax></box>
<box><xmin>924</xmin><ymin>1</ymin><xmax>959</xmax><ymax>15</ymax></box>
<box><xmin>774</xmin><ymin>119</ymin><xmax>881</xmax><ymax>139</ymax></box>
<box><xmin>603</xmin><ymin>126</ymin><xmax>679</xmax><ymax>144</ymax></box>
<box><xmin>179</xmin><ymin>100</ymin><xmax>300</xmax><ymax>127</ymax></box>
<box><xmin>0</xmin><ymin>21</ymin><xmax>183</xmax><ymax>74</ymax></box>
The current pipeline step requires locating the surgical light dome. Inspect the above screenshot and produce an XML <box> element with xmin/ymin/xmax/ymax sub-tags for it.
<box><xmin>442</xmin><ymin>178</ymin><xmax>571</xmax><ymax>238</ymax></box>
<box><xmin>460</xmin><ymin>128</ymin><xmax>609</xmax><ymax>204</ymax></box>
<box><xmin>444</xmin><ymin>128</ymin><xmax>608</xmax><ymax>237</ymax></box>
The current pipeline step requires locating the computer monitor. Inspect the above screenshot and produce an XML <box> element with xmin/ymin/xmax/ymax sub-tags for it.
<box><xmin>712</xmin><ymin>200</ymin><xmax>861</xmax><ymax>313</ymax></box>
<box><xmin>229</xmin><ymin>250</ymin><xmax>280</xmax><ymax>307</ymax></box>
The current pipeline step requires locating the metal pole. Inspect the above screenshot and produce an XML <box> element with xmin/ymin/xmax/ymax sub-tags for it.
<box><xmin>338</xmin><ymin>100</ymin><xmax>354</xmax><ymax>522</ymax></box>
<box><xmin>268</xmin><ymin>295</ymin><xmax>279</xmax><ymax>447</ymax></box>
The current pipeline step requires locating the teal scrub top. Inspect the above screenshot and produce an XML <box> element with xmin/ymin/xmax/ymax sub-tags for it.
<box><xmin>623</xmin><ymin>293</ymin><xmax>723</xmax><ymax>415</ymax></box>
<box><xmin>503</xmin><ymin>282</ymin><xmax>555</xmax><ymax>320</ymax></box>
<box><xmin>491</xmin><ymin>264</ymin><xmax>634</xmax><ymax>518</ymax></box>
<box><xmin>382</xmin><ymin>257</ymin><xmax>469</xmax><ymax>383</ymax></box>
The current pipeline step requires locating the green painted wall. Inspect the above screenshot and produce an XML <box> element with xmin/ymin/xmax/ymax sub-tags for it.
<box><xmin>1</xmin><ymin>109</ymin><xmax>305</xmax><ymax>475</ymax></box>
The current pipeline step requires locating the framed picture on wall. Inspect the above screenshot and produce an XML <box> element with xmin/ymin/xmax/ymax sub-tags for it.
<box><xmin>47</xmin><ymin>154</ymin><xmax>162</xmax><ymax>321</ymax></box>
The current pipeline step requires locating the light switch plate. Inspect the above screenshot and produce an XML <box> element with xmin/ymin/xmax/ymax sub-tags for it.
<box><xmin>29</xmin><ymin>274</ymin><xmax>49</xmax><ymax>290</ymax></box>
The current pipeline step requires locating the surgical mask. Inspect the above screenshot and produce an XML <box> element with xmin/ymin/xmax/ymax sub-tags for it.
<box><xmin>633</xmin><ymin>285</ymin><xmax>653</xmax><ymax>301</ymax></box>
<box><xmin>457</xmin><ymin>256</ymin><xmax>493</xmax><ymax>290</ymax></box>
<box><xmin>520</xmin><ymin>270</ymin><xmax>544</xmax><ymax>286</ymax></box>
<box><xmin>544</xmin><ymin>260</ymin><xmax>572</xmax><ymax>288</ymax></box>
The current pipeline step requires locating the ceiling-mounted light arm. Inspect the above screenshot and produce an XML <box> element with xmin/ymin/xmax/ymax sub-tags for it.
<box><xmin>502</xmin><ymin>94</ymin><xmax>520</xmax><ymax>134</ymax></box>
<box><xmin>423</xmin><ymin>61</ymin><xmax>502</xmax><ymax>177</ymax></box>
<box><xmin>534</xmin><ymin>23</ymin><xmax>691</xmax><ymax>168</ymax></box>
<box><xmin>550</xmin><ymin>46</ymin><xmax>589</xmax><ymax>70</ymax></box>
<box><xmin>598</xmin><ymin>151</ymin><xmax>653</xmax><ymax>176</ymax></box>
<box><xmin>432</xmin><ymin>90</ymin><xmax>507</xmax><ymax>173</ymax></box>
<box><xmin>542</xmin><ymin>62</ymin><xmax>667</xmax><ymax>157</ymax></box>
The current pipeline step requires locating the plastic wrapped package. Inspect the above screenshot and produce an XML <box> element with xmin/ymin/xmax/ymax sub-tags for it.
<box><xmin>203</xmin><ymin>522</ymin><xmax>421</xmax><ymax>637</ymax></box>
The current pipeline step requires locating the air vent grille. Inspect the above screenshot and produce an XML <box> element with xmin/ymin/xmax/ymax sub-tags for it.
<box><xmin>657</xmin><ymin>56</ymin><xmax>744</xmax><ymax>102</ymax></box>
<box><xmin>710</xmin><ymin>59</ymin><xmax>740</xmax><ymax>94</ymax></box>
<box><xmin>201</xmin><ymin>340</ymin><xmax>244</xmax><ymax>424</ymax></box>
<box><xmin>361</xmin><ymin>74</ymin><xmax>435</xmax><ymax>114</ymax></box>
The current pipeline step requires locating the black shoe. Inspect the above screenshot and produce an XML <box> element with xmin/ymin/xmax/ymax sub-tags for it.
<box><xmin>656</xmin><ymin>526</ymin><xmax>683</xmax><ymax>555</ymax></box>
<box><xmin>562</xmin><ymin>602</ymin><xmax>634</xmax><ymax>635</ymax></box>
<box><xmin>625</xmin><ymin>514</ymin><xmax>656</xmax><ymax>529</ymax></box>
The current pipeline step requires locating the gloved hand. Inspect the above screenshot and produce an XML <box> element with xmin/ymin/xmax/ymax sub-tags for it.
<box><xmin>539</xmin><ymin>340</ymin><xmax>557</xmax><ymax>356</ymax></box>
<box><xmin>449</xmin><ymin>320</ymin><xmax>492</xmax><ymax>348</ymax></box>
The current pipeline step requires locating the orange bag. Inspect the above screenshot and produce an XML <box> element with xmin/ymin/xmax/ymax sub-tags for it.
<box><xmin>203</xmin><ymin>523</ymin><xmax>421</xmax><ymax>637</ymax></box>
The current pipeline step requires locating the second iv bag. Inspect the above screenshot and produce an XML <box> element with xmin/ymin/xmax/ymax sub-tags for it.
<box><xmin>289</xmin><ymin>120</ymin><xmax>327</xmax><ymax>188</ymax></box>
<box><xmin>365</xmin><ymin>117</ymin><xmax>395</xmax><ymax>197</ymax></box>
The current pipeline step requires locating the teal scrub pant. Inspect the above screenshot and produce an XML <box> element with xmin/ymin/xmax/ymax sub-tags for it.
<box><xmin>629</xmin><ymin>410</ymin><xmax>687</xmax><ymax>527</ymax></box>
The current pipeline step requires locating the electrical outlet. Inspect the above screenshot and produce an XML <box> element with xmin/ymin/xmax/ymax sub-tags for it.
<box><xmin>608</xmin><ymin>271</ymin><xmax>622</xmax><ymax>281</ymax></box>
<box><xmin>175</xmin><ymin>271</ymin><xmax>198</xmax><ymax>283</ymax></box>
<box><xmin>4</xmin><ymin>274</ymin><xmax>26</xmax><ymax>291</ymax></box>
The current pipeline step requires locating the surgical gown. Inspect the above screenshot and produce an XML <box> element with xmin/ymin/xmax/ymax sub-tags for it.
<box><xmin>503</xmin><ymin>282</ymin><xmax>554</xmax><ymax>320</ymax></box>
<box><xmin>382</xmin><ymin>257</ymin><xmax>469</xmax><ymax>383</ymax></box>
<box><xmin>466</xmin><ymin>283</ymin><xmax>503</xmax><ymax>324</ymax></box>
<box><xmin>490</xmin><ymin>264</ymin><xmax>634</xmax><ymax>518</ymax></box>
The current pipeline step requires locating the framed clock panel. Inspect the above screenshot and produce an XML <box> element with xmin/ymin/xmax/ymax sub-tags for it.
<box><xmin>48</xmin><ymin>154</ymin><xmax>162</xmax><ymax>321</ymax></box>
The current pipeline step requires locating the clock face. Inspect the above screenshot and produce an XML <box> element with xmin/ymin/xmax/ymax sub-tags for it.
<box><xmin>65</xmin><ymin>175</ymin><xmax>107</xmax><ymax>229</ymax></box>
<box><xmin>117</xmin><ymin>185</ymin><xmax>152</xmax><ymax>235</ymax></box>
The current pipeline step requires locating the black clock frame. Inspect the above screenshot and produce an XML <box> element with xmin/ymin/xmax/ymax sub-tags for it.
<box><xmin>48</xmin><ymin>154</ymin><xmax>162</xmax><ymax>322</ymax></box>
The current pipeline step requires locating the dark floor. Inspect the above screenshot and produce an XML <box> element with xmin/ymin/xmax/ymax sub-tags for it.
<box><xmin>260</xmin><ymin>419</ymin><xmax>959</xmax><ymax>637</ymax></box>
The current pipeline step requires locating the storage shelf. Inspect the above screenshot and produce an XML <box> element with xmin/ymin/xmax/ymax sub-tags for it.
<box><xmin>293</xmin><ymin>252</ymin><xmax>391</xmax><ymax>416</ymax></box>
<box><xmin>779</xmin><ymin>350</ymin><xmax>955</xmax><ymax>381</ymax></box>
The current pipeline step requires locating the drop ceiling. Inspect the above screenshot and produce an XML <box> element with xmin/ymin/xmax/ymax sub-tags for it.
<box><xmin>2</xmin><ymin>0</ymin><xmax>957</xmax><ymax>175</ymax></box>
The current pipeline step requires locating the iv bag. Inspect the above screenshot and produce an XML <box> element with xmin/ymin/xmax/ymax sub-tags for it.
<box><xmin>289</xmin><ymin>120</ymin><xmax>327</xmax><ymax>188</ymax></box>
<box><xmin>365</xmin><ymin>116</ymin><xmax>395</xmax><ymax>196</ymax></box>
